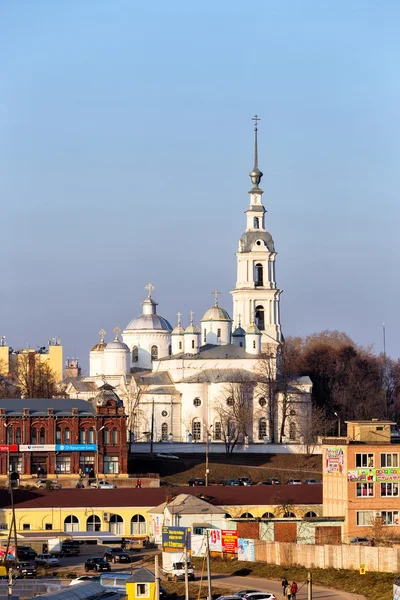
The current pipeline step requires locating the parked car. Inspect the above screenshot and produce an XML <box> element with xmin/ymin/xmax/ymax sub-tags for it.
<box><xmin>103</xmin><ymin>547</ymin><xmax>130</xmax><ymax>563</ymax></box>
<box><xmin>258</xmin><ymin>478</ymin><xmax>280</xmax><ymax>485</ymax></box>
<box><xmin>90</xmin><ymin>480</ymin><xmax>116</xmax><ymax>489</ymax></box>
<box><xmin>303</xmin><ymin>479</ymin><xmax>320</xmax><ymax>484</ymax></box>
<box><xmin>237</xmin><ymin>478</ymin><xmax>254</xmax><ymax>486</ymax></box>
<box><xmin>17</xmin><ymin>546</ymin><xmax>37</xmax><ymax>561</ymax></box>
<box><xmin>287</xmin><ymin>479</ymin><xmax>302</xmax><ymax>485</ymax></box>
<box><xmin>223</xmin><ymin>479</ymin><xmax>242</xmax><ymax>486</ymax></box>
<box><xmin>69</xmin><ymin>576</ymin><xmax>99</xmax><ymax>586</ymax></box>
<box><xmin>236</xmin><ymin>591</ymin><xmax>260</xmax><ymax>597</ymax></box>
<box><xmin>188</xmin><ymin>478</ymin><xmax>205</xmax><ymax>487</ymax></box>
<box><xmin>14</xmin><ymin>562</ymin><xmax>37</xmax><ymax>578</ymax></box>
<box><xmin>35</xmin><ymin>554</ymin><xmax>60</xmax><ymax>567</ymax></box>
<box><xmin>60</xmin><ymin>541</ymin><xmax>80</xmax><ymax>557</ymax></box>
<box><xmin>349</xmin><ymin>537</ymin><xmax>370</xmax><ymax>546</ymax></box>
<box><xmin>215</xmin><ymin>596</ymin><xmax>242</xmax><ymax>600</ymax></box>
<box><xmin>35</xmin><ymin>479</ymin><xmax>62</xmax><ymax>490</ymax></box>
<box><xmin>242</xmin><ymin>594</ymin><xmax>276</xmax><ymax>600</ymax></box>
<box><xmin>85</xmin><ymin>558</ymin><xmax>111</xmax><ymax>572</ymax></box>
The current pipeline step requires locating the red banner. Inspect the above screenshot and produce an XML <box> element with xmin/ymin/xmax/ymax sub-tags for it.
<box><xmin>0</xmin><ymin>445</ymin><xmax>18</xmax><ymax>452</ymax></box>
<box><xmin>222</xmin><ymin>529</ymin><xmax>238</xmax><ymax>554</ymax></box>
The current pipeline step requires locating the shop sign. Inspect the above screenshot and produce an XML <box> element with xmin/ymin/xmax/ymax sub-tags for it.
<box><xmin>162</xmin><ymin>526</ymin><xmax>191</xmax><ymax>550</ymax></box>
<box><xmin>55</xmin><ymin>444</ymin><xmax>97</xmax><ymax>451</ymax></box>
<box><xmin>348</xmin><ymin>468</ymin><xmax>400</xmax><ymax>482</ymax></box>
<box><xmin>0</xmin><ymin>445</ymin><xmax>18</xmax><ymax>452</ymax></box>
<box><xmin>360</xmin><ymin>563</ymin><xmax>366</xmax><ymax>575</ymax></box>
<box><xmin>221</xmin><ymin>529</ymin><xmax>238</xmax><ymax>553</ymax></box>
<box><xmin>325</xmin><ymin>448</ymin><xmax>344</xmax><ymax>473</ymax></box>
<box><xmin>19</xmin><ymin>444</ymin><xmax>55</xmax><ymax>452</ymax></box>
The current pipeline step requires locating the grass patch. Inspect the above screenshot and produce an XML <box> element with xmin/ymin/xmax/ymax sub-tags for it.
<box><xmin>163</xmin><ymin>580</ymin><xmax>228</xmax><ymax>600</ymax></box>
<box><xmin>191</xmin><ymin>556</ymin><xmax>394</xmax><ymax>600</ymax></box>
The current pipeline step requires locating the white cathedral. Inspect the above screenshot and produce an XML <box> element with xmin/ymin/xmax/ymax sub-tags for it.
<box><xmin>66</xmin><ymin>120</ymin><xmax>312</xmax><ymax>445</ymax></box>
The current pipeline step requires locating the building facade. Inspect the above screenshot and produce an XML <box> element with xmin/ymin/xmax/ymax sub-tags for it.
<box><xmin>0</xmin><ymin>338</ymin><xmax>63</xmax><ymax>383</ymax></box>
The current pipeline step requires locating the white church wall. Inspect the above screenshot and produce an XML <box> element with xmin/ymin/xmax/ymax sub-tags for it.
<box><xmin>89</xmin><ymin>351</ymin><xmax>104</xmax><ymax>377</ymax></box>
<box><xmin>201</xmin><ymin>321</ymin><xmax>231</xmax><ymax>346</ymax></box>
<box><xmin>122</xmin><ymin>331</ymin><xmax>171</xmax><ymax>370</ymax></box>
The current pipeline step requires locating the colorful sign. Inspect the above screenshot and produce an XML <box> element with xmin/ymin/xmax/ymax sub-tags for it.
<box><xmin>0</xmin><ymin>445</ymin><xmax>18</xmax><ymax>452</ymax></box>
<box><xmin>238</xmin><ymin>538</ymin><xmax>255</xmax><ymax>562</ymax></box>
<box><xmin>56</xmin><ymin>444</ymin><xmax>97</xmax><ymax>451</ymax></box>
<box><xmin>221</xmin><ymin>529</ymin><xmax>238</xmax><ymax>554</ymax></box>
<box><xmin>162</xmin><ymin>526</ymin><xmax>191</xmax><ymax>550</ymax></box>
<box><xmin>19</xmin><ymin>444</ymin><xmax>55</xmax><ymax>452</ymax></box>
<box><xmin>348</xmin><ymin>468</ymin><xmax>400</xmax><ymax>482</ymax></box>
<box><xmin>208</xmin><ymin>529</ymin><xmax>222</xmax><ymax>552</ymax></box>
<box><xmin>360</xmin><ymin>563</ymin><xmax>366</xmax><ymax>575</ymax></box>
<box><xmin>325</xmin><ymin>448</ymin><xmax>344</xmax><ymax>473</ymax></box>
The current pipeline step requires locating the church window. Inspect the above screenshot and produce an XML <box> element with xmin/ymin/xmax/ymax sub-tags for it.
<box><xmin>203</xmin><ymin>330</ymin><xmax>206</xmax><ymax>343</ymax></box>
<box><xmin>112</xmin><ymin>428</ymin><xmax>118</xmax><ymax>445</ymax></box>
<box><xmin>103</xmin><ymin>428</ymin><xmax>110</xmax><ymax>444</ymax></box>
<box><xmin>255</xmin><ymin>263</ymin><xmax>263</xmax><ymax>287</ymax></box>
<box><xmin>179</xmin><ymin>341</ymin><xmax>182</xmax><ymax>350</ymax></box>
<box><xmin>193</xmin><ymin>398</ymin><xmax>202</xmax><ymax>407</ymax></box>
<box><xmin>255</xmin><ymin>305</ymin><xmax>265</xmax><ymax>330</ymax></box>
<box><xmin>15</xmin><ymin>428</ymin><xmax>21</xmax><ymax>444</ymax></box>
<box><xmin>254</xmin><ymin>217</ymin><xmax>259</xmax><ymax>229</ymax></box>
<box><xmin>40</xmin><ymin>427</ymin><xmax>45</xmax><ymax>444</ymax></box>
<box><xmin>258</xmin><ymin>418</ymin><xmax>267</xmax><ymax>440</ymax></box>
<box><xmin>132</xmin><ymin>347</ymin><xmax>139</xmax><ymax>363</ymax></box>
<box><xmin>88</xmin><ymin>428</ymin><xmax>95</xmax><ymax>444</ymax></box>
<box><xmin>6</xmin><ymin>426</ymin><xmax>12</xmax><ymax>445</ymax></box>
<box><xmin>151</xmin><ymin>345</ymin><xmax>158</xmax><ymax>361</ymax></box>
<box><xmin>64</xmin><ymin>427</ymin><xmax>70</xmax><ymax>442</ymax></box>
<box><xmin>214</xmin><ymin>422</ymin><xmax>222</xmax><ymax>441</ymax></box>
<box><xmin>240</xmin><ymin>342</ymin><xmax>243</xmax><ymax>347</ymax></box>
<box><xmin>191</xmin><ymin>340</ymin><xmax>195</xmax><ymax>349</ymax></box>
<box><xmin>289</xmin><ymin>422</ymin><xmax>296</xmax><ymax>441</ymax></box>
<box><xmin>168</xmin><ymin>344</ymin><xmax>172</xmax><ymax>356</ymax></box>
<box><xmin>192</xmin><ymin>420</ymin><xmax>202</xmax><ymax>441</ymax></box>
<box><xmin>253</xmin><ymin>340</ymin><xmax>256</xmax><ymax>349</ymax></box>
<box><xmin>259</xmin><ymin>397</ymin><xmax>267</xmax><ymax>407</ymax></box>
<box><xmin>226</xmin><ymin>397</ymin><xmax>234</xmax><ymax>407</ymax></box>
<box><xmin>79</xmin><ymin>428</ymin><xmax>86</xmax><ymax>444</ymax></box>
<box><xmin>161</xmin><ymin>423</ymin><xmax>168</xmax><ymax>441</ymax></box>
<box><xmin>56</xmin><ymin>427</ymin><xmax>61</xmax><ymax>443</ymax></box>
<box><xmin>217</xmin><ymin>328</ymin><xmax>221</xmax><ymax>338</ymax></box>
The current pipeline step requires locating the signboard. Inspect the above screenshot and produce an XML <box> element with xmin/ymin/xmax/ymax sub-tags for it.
<box><xmin>0</xmin><ymin>445</ymin><xmax>18</xmax><ymax>453</ymax></box>
<box><xmin>238</xmin><ymin>538</ymin><xmax>255</xmax><ymax>562</ymax></box>
<box><xmin>325</xmin><ymin>448</ymin><xmax>344</xmax><ymax>474</ymax></box>
<box><xmin>152</xmin><ymin>516</ymin><xmax>162</xmax><ymax>545</ymax></box>
<box><xmin>348</xmin><ymin>468</ymin><xmax>400</xmax><ymax>482</ymax></box>
<box><xmin>20</xmin><ymin>444</ymin><xmax>55</xmax><ymax>452</ymax></box>
<box><xmin>360</xmin><ymin>563</ymin><xmax>366</xmax><ymax>575</ymax></box>
<box><xmin>56</xmin><ymin>444</ymin><xmax>97</xmax><ymax>451</ymax></box>
<box><xmin>208</xmin><ymin>529</ymin><xmax>222</xmax><ymax>552</ymax></box>
<box><xmin>221</xmin><ymin>529</ymin><xmax>238</xmax><ymax>554</ymax></box>
<box><xmin>162</xmin><ymin>526</ymin><xmax>191</xmax><ymax>550</ymax></box>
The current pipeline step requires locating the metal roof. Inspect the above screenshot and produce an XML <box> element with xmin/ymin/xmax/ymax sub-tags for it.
<box><xmin>0</xmin><ymin>399</ymin><xmax>96</xmax><ymax>416</ymax></box>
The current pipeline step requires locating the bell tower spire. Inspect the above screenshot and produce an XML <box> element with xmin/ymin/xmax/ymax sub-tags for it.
<box><xmin>249</xmin><ymin>114</ymin><xmax>263</xmax><ymax>189</ymax></box>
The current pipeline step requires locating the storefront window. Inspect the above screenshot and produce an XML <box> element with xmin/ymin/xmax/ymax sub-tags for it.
<box><xmin>104</xmin><ymin>456</ymin><xmax>119</xmax><ymax>474</ymax></box>
<box><xmin>56</xmin><ymin>456</ymin><xmax>71</xmax><ymax>473</ymax></box>
<box><xmin>79</xmin><ymin>455</ymin><xmax>95</xmax><ymax>477</ymax></box>
<box><xmin>10</xmin><ymin>456</ymin><xmax>22</xmax><ymax>474</ymax></box>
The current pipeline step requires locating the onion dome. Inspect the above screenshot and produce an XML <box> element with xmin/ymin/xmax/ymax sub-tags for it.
<box><xmin>232</xmin><ymin>325</ymin><xmax>246</xmax><ymax>337</ymax></box>
<box><xmin>172</xmin><ymin>312</ymin><xmax>185</xmax><ymax>335</ymax></box>
<box><xmin>91</xmin><ymin>329</ymin><xmax>107</xmax><ymax>352</ymax></box>
<box><xmin>201</xmin><ymin>305</ymin><xmax>232</xmax><ymax>322</ymax></box>
<box><xmin>185</xmin><ymin>311</ymin><xmax>200</xmax><ymax>334</ymax></box>
<box><xmin>125</xmin><ymin>285</ymin><xmax>172</xmax><ymax>331</ymax></box>
<box><xmin>246</xmin><ymin>323</ymin><xmax>261</xmax><ymax>335</ymax></box>
<box><xmin>105</xmin><ymin>327</ymin><xmax>129</xmax><ymax>351</ymax></box>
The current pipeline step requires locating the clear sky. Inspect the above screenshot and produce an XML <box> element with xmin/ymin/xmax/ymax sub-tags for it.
<box><xmin>1</xmin><ymin>0</ymin><xmax>399</xmax><ymax>371</ymax></box>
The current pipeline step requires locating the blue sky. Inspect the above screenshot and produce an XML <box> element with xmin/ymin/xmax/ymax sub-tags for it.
<box><xmin>1</xmin><ymin>0</ymin><xmax>399</xmax><ymax>370</ymax></box>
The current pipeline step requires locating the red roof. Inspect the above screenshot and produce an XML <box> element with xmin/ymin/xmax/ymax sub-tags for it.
<box><xmin>0</xmin><ymin>485</ymin><xmax>322</xmax><ymax>510</ymax></box>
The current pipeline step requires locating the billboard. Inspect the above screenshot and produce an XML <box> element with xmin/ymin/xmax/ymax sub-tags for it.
<box><xmin>162</xmin><ymin>526</ymin><xmax>191</xmax><ymax>550</ymax></box>
<box><xmin>325</xmin><ymin>448</ymin><xmax>344</xmax><ymax>473</ymax></box>
<box><xmin>238</xmin><ymin>538</ymin><xmax>255</xmax><ymax>562</ymax></box>
<box><xmin>348</xmin><ymin>468</ymin><xmax>400</xmax><ymax>482</ymax></box>
<box><xmin>208</xmin><ymin>528</ymin><xmax>222</xmax><ymax>552</ymax></box>
<box><xmin>221</xmin><ymin>529</ymin><xmax>238</xmax><ymax>554</ymax></box>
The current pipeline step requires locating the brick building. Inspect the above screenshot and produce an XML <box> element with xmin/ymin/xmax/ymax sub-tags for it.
<box><xmin>0</xmin><ymin>385</ymin><xmax>127</xmax><ymax>480</ymax></box>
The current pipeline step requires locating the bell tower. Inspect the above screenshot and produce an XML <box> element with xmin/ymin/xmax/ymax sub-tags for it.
<box><xmin>230</xmin><ymin>116</ymin><xmax>282</xmax><ymax>346</ymax></box>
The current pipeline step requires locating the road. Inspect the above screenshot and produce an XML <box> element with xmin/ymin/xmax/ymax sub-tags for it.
<box><xmin>209</xmin><ymin>573</ymin><xmax>366</xmax><ymax>600</ymax></box>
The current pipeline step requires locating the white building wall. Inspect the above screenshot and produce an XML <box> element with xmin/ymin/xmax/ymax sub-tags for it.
<box><xmin>103</xmin><ymin>348</ymin><xmax>130</xmax><ymax>377</ymax></box>
<box><xmin>122</xmin><ymin>331</ymin><xmax>171</xmax><ymax>370</ymax></box>
<box><xmin>89</xmin><ymin>351</ymin><xmax>104</xmax><ymax>377</ymax></box>
<box><xmin>201</xmin><ymin>321</ymin><xmax>231</xmax><ymax>346</ymax></box>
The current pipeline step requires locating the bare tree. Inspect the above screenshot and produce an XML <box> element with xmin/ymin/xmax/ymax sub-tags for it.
<box><xmin>119</xmin><ymin>375</ymin><xmax>150</xmax><ymax>441</ymax></box>
<box><xmin>213</xmin><ymin>374</ymin><xmax>254</xmax><ymax>454</ymax></box>
<box><xmin>10</xmin><ymin>353</ymin><xmax>61</xmax><ymax>398</ymax></box>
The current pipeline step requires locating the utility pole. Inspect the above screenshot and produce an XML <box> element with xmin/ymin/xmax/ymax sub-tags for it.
<box><xmin>7</xmin><ymin>568</ymin><xmax>12</xmax><ymax>600</ymax></box>
<box><xmin>150</xmin><ymin>397</ymin><xmax>155</xmax><ymax>454</ymax></box>
<box><xmin>205</xmin><ymin>427</ymin><xmax>209</xmax><ymax>486</ymax></box>
<box><xmin>154</xmin><ymin>555</ymin><xmax>160</xmax><ymax>600</ymax></box>
<box><xmin>205</xmin><ymin>529</ymin><xmax>212</xmax><ymax>600</ymax></box>
<box><xmin>307</xmin><ymin>571</ymin><xmax>312</xmax><ymax>600</ymax></box>
<box><xmin>184</xmin><ymin>531</ymin><xmax>189</xmax><ymax>600</ymax></box>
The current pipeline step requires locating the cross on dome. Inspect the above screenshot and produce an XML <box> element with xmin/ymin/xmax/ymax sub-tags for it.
<box><xmin>189</xmin><ymin>310</ymin><xmax>195</xmax><ymax>324</ymax></box>
<box><xmin>212</xmin><ymin>289</ymin><xmax>221</xmax><ymax>307</ymax></box>
<box><xmin>176</xmin><ymin>312</ymin><xmax>182</xmax><ymax>326</ymax></box>
<box><xmin>98</xmin><ymin>329</ymin><xmax>106</xmax><ymax>342</ymax></box>
<box><xmin>252</xmin><ymin>114</ymin><xmax>260</xmax><ymax>131</ymax></box>
<box><xmin>113</xmin><ymin>326</ymin><xmax>121</xmax><ymax>340</ymax></box>
<box><xmin>145</xmin><ymin>283</ymin><xmax>155</xmax><ymax>298</ymax></box>
<box><xmin>249</xmin><ymin>114</ymin><xmax>263</xmax><ymax>188</ymax></box>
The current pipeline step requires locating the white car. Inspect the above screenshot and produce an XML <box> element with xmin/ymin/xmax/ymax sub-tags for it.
<box><xmin>69</xmin><ymin>576</ymin><xmax>98</xmax><ymax>586</ymax></box>
<box><xmin>242</xmin><ymin>593</ymin><xmax>277</xmax><ymax>600</ymax></box>
<box><xmin>90</xmin><ymin>480</ymin><xmax>116</xmax><ymax>489</ymax></box>
<box><xmin>35</xmin><ymin>554</ymin><xmax>60</xmax><ymax>567</ymax></box>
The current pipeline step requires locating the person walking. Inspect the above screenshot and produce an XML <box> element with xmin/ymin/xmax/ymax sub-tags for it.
<box><xmin>285</xmin><ymin>584</ymin><xmax>292</xmax><ymax>599</ymax></box>
<box><xmin>291</xmin><ymin>581</ymin><xmax>298</xmax><ymax>600</ymax></box>
<box><xmin>136</xmin><ymin>478</ymin><xmax>142</xmax><ymax>488</ymax></box>
<box><xmin>281</xmin><ymin>577</ymin><xmax>288</xmax><ymax>598</ymax></box>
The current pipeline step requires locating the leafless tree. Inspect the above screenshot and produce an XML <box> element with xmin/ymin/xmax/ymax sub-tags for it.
<box><xmin>119</xmin><ymin>375</ymin><xmax>150</xmax><ymax>441</ymax></box>
<box><xmin>10</xmin><ymin>353</ymin><xmax>61</xmax><ymax>398</ymax></box>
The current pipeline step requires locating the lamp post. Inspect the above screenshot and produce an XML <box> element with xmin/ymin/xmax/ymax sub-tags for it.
<box><xmin>204</xmin><ymin>424</ymin><xmax>213</xmax><ymax>487</ymax></box>
<box><xmin>95</xmin><ymin>425</ymin><xmax>105</xmax><ymax>489</ymax></box>
<box><xmin>334</xmin><ymin>412</ymin><xmax>341</xmax><ymax>437</ymax></box>
<box><xmin>3</xmin><ymin>424</ymin><xmax>11</xmax><ymax>489</ymax></box>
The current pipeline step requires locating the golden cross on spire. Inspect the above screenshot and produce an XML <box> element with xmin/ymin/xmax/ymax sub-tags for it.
<box><xmin>212</xmin><ymin>289</ymin><xmax>221</xmax><ymax>307</ymax></box>
<box><xmin>113</xmin><ymin>326</ymin><xmax>121</xmax><ymax>340</ymax></box>
<box><xmin>189</xmin><ymin>310</ymin><xmax>195</xmax><ymax>324</ymax></box>
<box><xmin>99</xmin><ymin>329</ymin><xmax>106</xmax><ymax>342</ymax></box>
<box><xmin>145</xmin><ymin>283</ymin><xmax>155</xmax><ymax>298</ymax></box>
<box><xmin>177</xmin><ymin>312</ymin><xmax>182</xmax><ymax>326</ymax></box>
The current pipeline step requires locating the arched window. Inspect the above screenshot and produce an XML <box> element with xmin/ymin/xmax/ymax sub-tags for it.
<box><xmin>168</xmin><ymin>344</ymin><xmax>172</xmax><ymax>356</ymax></box>
<box><xmin>258</xmin><ymin>418</ymin><xmax>267</xmax><ymax>440</ymax></box>
<box><xmin>253</xmin><ymin>340</ymin><xmax>256</xmax><ymax>349</ymax></box>
<box><xmin>64</xmin><ymin>427</ymin><xmax>70</xmax><ymax>442</ymax></box>
<box><xmin>240</xmin><ymin>512</ymin><xmax>254</xmax><ymax>519</ymax></box>
<box><xmin>289</xmin><ymin>422</ymin><xmax>296</xmax><ymax>441</ymax></box>
<box><xmin>40</xmin><ymin>428</ymin><xmax>45</xmax><ymax>444</ymax></box>
<box><xmin>192</xmin><ymin>419</ymin><xmax>202</xmax><ymax>441</ymax></box>
<box><xmin>31</xmin><ymin>428</ymin><xmax>37</xmax><ymax>444</ymax></box>
<box><xmin>151</xmin><ymin>345</ymin><xmax>158</xmax><ymax>360</ymax></box>
<box><xmin>161</xmin><ymin>423</ymin><xmax>168</xmax><ymax>441</ymax></box>
<box><xmin>15</xmin><ymin>428</ymin><xmax>21</xmax><ymax>444</ymax></box>
<box><xmin>254</xmin><ymin>217</ymin><xmax>259</xmax><ymax>229</ymax></box>
<box><xmin>6</xmin><ymin>426</ymin><xmax>12</xmax><ymax>445</ymax></box>
<box><xmin>255</xmin><ymin>305</ymin><xmax>265</xmax><ymax>330</ymax></box>
<box><xmin>217</xmin><ymin>328</ymin><xmax>221</xmax><ymax>338</ymax></box>
<box><xmin>255</xmin><ymin>263</ymin><xmax>263</xmax><ymax>287</ymax></box>
<box><xmin>262</xmin><ymin>512</ymin><xmax>275</xmax><ymax>519</ymax></box>
<box><xmin>225</xmin><ymin>513</ymin><xmax>232</xmax><ymax>519</ymax></box>
<box><xmin>213</xmin><ymin>422</ymin><xmax>222</xmax><ymax>441</ymax></box>
<box><xmin>64</xmin><ymin>515</ymin><xmax>79</xmax><ymax>533</ymax></box>
<box><xmin>86</xmin><ymin>515</ymin><xmax>101</xmax><ymax>532</ymax></box>
<box><xmin>284</xmin><ymin>512</ymin><xmax>296</xmax><ymax>518</ymax></box>
<box><xmin>259</xmin><ymin>397</ymin><xmax>267</xmax><ymax>407</ymax></box>
<box><xmin>112</xmin><ymin>428</ymin><xmax>118</xmax><ymax>445</ymax></box>
<box><xmin>56</xmin><ymin>427</ymin><xmax>61</xmax><ymax>443</ymax></box>
<box><xmin>179</xmin><ymin>341</ymin><xmax>182</xmax><ymax>350</ymax></box>
<box><xmin>79</xmin><ymin>428</ymin><xmax>86</xmax><ymax>444</ymax></box>
<box><xmin>103</xmin><ymin>428</ymin><xmax>110</xmax><ymax>444</ymax></box>
<box><xmin>191</xmin><ymin>340</ymin><xmax>195</xmax><ymax>349</ymax></box>
<box><xmin>132</xmin><ymin>346</ymin><xmax>139</xmax><ymax>363</ymax></box>
<box><xmin>304</xmin><ymin>511</ymin><xmax>317</xmax><ymax>518</ymax></box>
<box><xmin>109</xmin><ymin>514</ymin><xmax>124</xmax><ymax>535</ymax></box>
<box><xmin>87</xmin><ymin>428</ymin><xmax>94</xmax><ymax>444</ymax></box>
<box><xmin>131</xmin><ymin>514</ymin><xmax>146</xmax><ymax>535</ymax></box>
<box><xmin>226</xmin><ymin>397</ymin><xmax>234</xmax><ymax>407</ymax></box>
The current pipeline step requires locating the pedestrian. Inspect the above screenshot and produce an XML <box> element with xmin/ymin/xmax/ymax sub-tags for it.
<box><xmin>136</xmin><ymin>479</ymin><xmax>142</xmax><ymax>488</ymax></box>
<box><xmin>281</xmin><ymin>577</ymin><xmax>288</xmax><ymax>598</ymax></box>
<box><xmin>285</xmin><ymin>584</ymin><xmax>292</xmax><ymax>599</ymax></box>
<box><xmin>291</xmin><ymin>581</ymin><xmax>298</xmax><ymax>600</ymax></box>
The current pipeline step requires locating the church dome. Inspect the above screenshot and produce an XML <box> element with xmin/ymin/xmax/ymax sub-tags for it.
<box><xmin>105</xmin><ymin>340</ymin><xmax>129</xmax><ymax>351</ymax></box>
<box><xmin>126</xmin><ymin>314</ymin><xmax>172</xmax><ymax>331</ymax></box>
<box><xmin>232</xmin><ymin>325</ymin><xmax>246</xmax><ymax>337</ymax></box>
<box><xmin>185</xmin><ymin>323</ymin><xmax>200</xmax><ymax>334</ymax></box>
<box><xmin>239</xmin><ymin>230</ymin><xmax>275</xmax><ymax>253</ymax></box>
<box><xmin>91</xmin><ymin>341</ymin><xmax>106</xmax><ymax>352</ymax></box>
<box><xmin>201</xmin><ymin>306</ymin><xmax>232</xmax><ymax>322</ymax></box>
<box><xmin>246</xmin><ymin>323</ymin><xmax>261</xmax><ymax>335</ymax></box>
<box><xmin>172</xmin><ymin>325</ymin><xmax>185</xmax><ymax>335</ymax></box>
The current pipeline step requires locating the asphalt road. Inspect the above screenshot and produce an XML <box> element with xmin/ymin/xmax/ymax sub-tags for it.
<box><xmin>210</xmin><ymin>573</ymin><xmax>366</xmax><ymax>600</ymax></box>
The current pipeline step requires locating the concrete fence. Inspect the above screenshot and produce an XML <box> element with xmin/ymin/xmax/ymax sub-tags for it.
<box><xmin>130</xmin><ymin>442</ymin><xmax>322</xmax><ymax>455</ymax></box>
<box><xmin>252</xmin><ymin>540</ymin><xmax>400</xmax><ymax>573</ymax></box>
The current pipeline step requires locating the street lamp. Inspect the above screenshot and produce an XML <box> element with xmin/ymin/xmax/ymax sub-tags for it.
<box><xmin>203</xmin><ymin>424</ymin><xmax>213</xmax><ymax>487</ymax></box>
<box><xmin>334</xmin><ymin>412</ymin><xmax>341</xmax><ymax>437</ymax></box>
<box><xmin>3</xmin><ymin>424</ymin><xmax>11</xmax><ymax>489</ymax></box>
<box><xmin>95</xmin><ymin>426</ymin><xmax>105</xmax><ymax>488</ymax></box>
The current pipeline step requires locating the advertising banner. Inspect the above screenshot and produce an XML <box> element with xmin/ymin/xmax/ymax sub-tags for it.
<box><xmin>162</xmin><ymin>526</ymin><xmax>191</xmax><ymax>550</ymax></box>
<box><xmin>152</xmin><ymin>516</ymin><xmax>162</xmax><ymax>545</ymax></box>
<box><xmin>20</xmin><ymin>444</ymin><xmax>55</xmax><ymax>452</ymax></box>
<box><xmin>238</xmin><ymin>538</ymin><xmax>255</xmax><ymax>562</ymax></box>
<box><xmin>208</xmin><ymin>528</ymin><xmax>222</xmax><ymax>552</ymax></box>
<box><xmin>56</xmin><ymin>444</ymin><xmax>97</xmax><ymax>451</ymax></box>
<box><xmin>348</xmin><ymin>468</ymin><xmax>400</xmax><ymax>482</ymax></box>
<box><xmin>221</xmin><ymin>529</ymin><xmax>238</xmax><ymax>553</ymax></box>
<box><xmin>0</xmin><ymin>445</ymin><xmax>18</xmax><ymax>452</ymax></box>
<box><xmin>325</xmin><ymin>448</ymin><xmax>344</xmax><ymax>473</ymax></box>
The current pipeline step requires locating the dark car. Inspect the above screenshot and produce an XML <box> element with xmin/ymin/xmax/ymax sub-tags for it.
<box><xmin>237</xmin><ymin>478</ymin><xmax>254</xmax><ymax>486</ymax></box>
<box><xmin>17</xmin><ymin>546</ymin><xmax>37</xmax><ymax>561</ymax></box>
<box><xmin>258</xmin><ymin>478</ymin><xmax>280</xmax><ymax>486</ymax></box>
<box><xmin>85</xmin><ymin>558</ymin><xmax>111</xmax><ymax>572</ymax></box>
<box><xmin>303</xmin><ymin>479</ymin><xmax>320</xmax><ymax>484</ymax></box>
<box><xmin>349</xmin><ymin>537</ymin><xmax>370</xmax><ymax>546</ymax></box>
<box><xmin>61</xmin><ymin>542</ymin><xmax>80</xmax><ymax>557</ymax></box>
<box><xmin>160</xmin><ymin>586</ymin><xmax>169</xmax><ymax>600</ymax></box>
<box><xmin>103</xmin><ymin>548</ymin><xmax>130</xmax><ymax>563</ymax></box>
<box><xmin>14</xmin><ymin>562</ymin><xmax>37</xmax><ymax>578</ymax></box>
<box><xmin>188</xmin><ymin>478</ymin><xmax>205</xmax><ymax>487</ymax></box>
<box><xmin>223</xmin><ymin>479</ymin><xmax>242</xmax><ymax>486</ymax></box>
